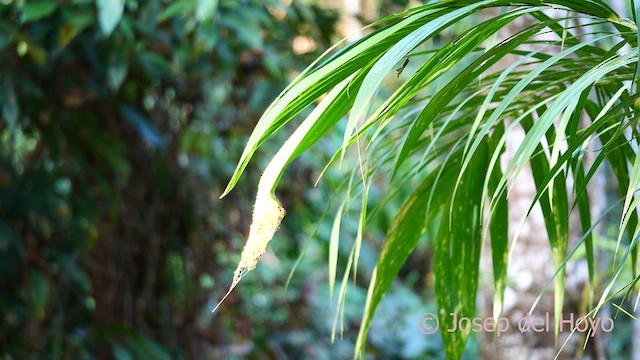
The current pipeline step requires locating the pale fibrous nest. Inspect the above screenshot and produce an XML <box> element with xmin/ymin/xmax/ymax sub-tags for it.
<box><xmin>212</xmin><ymin>189</ymin><xmax>285</xmax><ymax>313</ymax></box>
<box><xmin>233</xmin><ymin>193</ymin><xmax>285</xmax><ymax>286</ymax></box>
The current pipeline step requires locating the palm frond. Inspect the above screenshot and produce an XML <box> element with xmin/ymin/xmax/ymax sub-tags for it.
<box><xmin>222</xmin><ymin>1</ymin><xmax>640</xmax><ymax>358</ymax></box>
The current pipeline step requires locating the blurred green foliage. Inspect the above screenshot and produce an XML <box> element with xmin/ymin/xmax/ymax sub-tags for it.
<box><xmin>0</xmin><ymin>0</ymin><xmax>342</xmax><ymax>358</ymax></box>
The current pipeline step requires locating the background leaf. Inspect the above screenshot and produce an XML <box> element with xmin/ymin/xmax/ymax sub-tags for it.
<box><xmin>96</xmin><ymin>0</ymin><xmax>125</xmax><ymax>36</ymax></box>
<box><xmin>21</xmin><ymin>0</ymin><xmax>57</xmax><ymax>23</ymax></box>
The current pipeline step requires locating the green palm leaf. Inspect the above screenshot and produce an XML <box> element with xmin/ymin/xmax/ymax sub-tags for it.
<box><xmin>222</xmin><ymin>1</ymin><xmax>640</xmax><ymax>358</ymax></box>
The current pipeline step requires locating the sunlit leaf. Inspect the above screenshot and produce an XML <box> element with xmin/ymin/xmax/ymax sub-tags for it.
<box><xmin>96</xmin><ymin>0</ymin><xmax>125</xmax><ymax>36</ymax></box>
